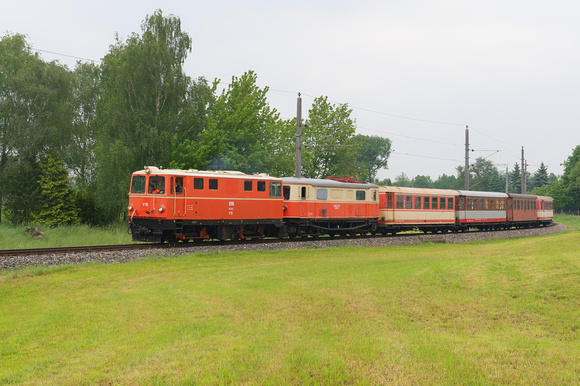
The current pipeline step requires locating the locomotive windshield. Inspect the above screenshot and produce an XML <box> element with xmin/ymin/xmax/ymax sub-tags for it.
<box><xmin>131</xmin><ymin>176</ymin><xmax>146</xmax><ymax>194</ymax></box>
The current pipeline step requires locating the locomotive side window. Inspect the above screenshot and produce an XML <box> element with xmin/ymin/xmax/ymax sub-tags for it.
<box><xmin>424</xmin><ymin>196</ymin><xmax>430</xmax><ymax>209</ymax></box>
<box><xmin>317</xmin><ymin>189</ymin><xmax>328</xmax><ymax>200</ymax></box>
<box><xmin>387</xmin><ymin>194</ymin><xmax>393</xmax><ymax>208</ymax></box>
<box><xmin>244</xmin><ymin>181</ymin><xmax>253</xmax><ymax>191</ymax></box>
<box><xmin>269</xmin><ymin>182</ymin><xmax>282</xmax><ymax>198</ymax></box>
<box><xmin>175</xmin><ymin>177</ymin><xmax>183</xmax><ymax>194</ymax></box>
<box><xmin>301</xmin><ymin>187</ymin><xmax>307</xmax><ymax>199</ymax></box>
<box><xmin>148</xmin><ymin>176</ymin><xmax>165</xmax><ymax>194</ymax></box>
<box><xmin>283</xmin><ymin>186</ymin><xmax>290</xmax><ymax>200</ymax></box>
<box><xmin>131</xmin><ymin>176</ymin><xmax>146</xmax><ymax>194</ymax></box>
<box><xmin>194</xmin><ymin>178</ymin><xmax>204</xmax><ymax>190</ymax></box>
<box><xmin>209</xmin><ymin>178</ymin><xmax>218</xmax><ymax>190</ymax></box>
<box><xmin>257</xmin><ymin>181</ymin><xmax>266</xmax><ymax>192</ymax></box>
<box><xmin>356</xmin><ymin>191</ymin><xmax>366</xmax><ymax>201</ymax></box>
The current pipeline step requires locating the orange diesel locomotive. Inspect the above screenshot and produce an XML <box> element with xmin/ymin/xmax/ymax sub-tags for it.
<box><xmin>128</xmin><ymin>166</ymin><xmax>284</xmax><ymax>242</ymax></box>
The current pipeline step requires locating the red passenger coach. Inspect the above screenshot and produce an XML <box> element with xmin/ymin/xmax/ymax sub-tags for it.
<box><xmin>507</xmin><ymin>193</ymin><xmax>540</xmax><ymax>228</ymax></box>
<box><xmin>128</xmin><ymin>167</ymin><xmax>284</xmax><ymax>242</ymax></box>
<box><xmin>281</xmin><ymin>177</ymin><xmax>379</xmax><ymax>237</ymax></box>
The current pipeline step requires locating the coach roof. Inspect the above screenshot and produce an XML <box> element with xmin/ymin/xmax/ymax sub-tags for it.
<box><xmin>281</xmin><ymin>177</ymin><xmax>378</xmax><ymax>189</ymax></box>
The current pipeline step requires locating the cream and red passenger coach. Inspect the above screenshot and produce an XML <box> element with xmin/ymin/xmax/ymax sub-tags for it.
<box><xmin>128</xmin><ymin>167</ymin><xmax>284</xmax><ymax>242</ymax></box>
<box><xmin>281</xmin><ymin>177</ymin><xmax>379</xmax><ymax>237</ymax></box>
<box><xmin>378</xmin><ymin>186</ymin><xmax>458</xmax><ymax>233</ymax></box>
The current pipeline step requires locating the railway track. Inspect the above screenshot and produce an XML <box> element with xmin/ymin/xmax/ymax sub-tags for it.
<box><xmin>0</xmin><ymin>222</ymin><xmax>559</xmax><ymax>259</ymax></box>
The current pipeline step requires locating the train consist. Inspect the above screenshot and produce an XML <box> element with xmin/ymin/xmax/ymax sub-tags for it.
<box><xmin>128</xmin><ymin>166</ymin><xmax>553</xmax><ymax>243</ymax></box>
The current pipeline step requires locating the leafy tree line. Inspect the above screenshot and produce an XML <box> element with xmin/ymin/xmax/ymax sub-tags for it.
<box><xmin>0</xmin><ymin>10</ymin><xmax>392</xmax><ymax>226</ymax></box>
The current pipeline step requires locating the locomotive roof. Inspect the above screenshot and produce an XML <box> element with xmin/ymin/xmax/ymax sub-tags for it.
<box><xmin>133</xmin><ymin>166</ymin><xmax>280</xmax><ymax>180</ymax></box>
<box><xmin>378</xmin><ymin>186</ymin><xmax>458</xmax><ymax>196</ymax></box>
<box><xmin>281</xmin><ymin>177</ymin><xmax>378</xmax><ymax>189</ymax></box>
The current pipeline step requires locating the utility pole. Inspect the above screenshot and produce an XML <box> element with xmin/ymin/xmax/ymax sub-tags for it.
<box><xmin>521</xmin><ymin>147</ymin><xmax>526</xmax><ymax>193</ymax></box>
<box><xmin>465</xmin><ymin>126</ymin><xmax>469</xmax><ymax>190</ymax></box>
<box><xmin>505</xmin><ymin>165</ymin><xmax>509</xmax><ymax>193</ymax></box>
<box><xmin>295</xmin><ymin>93</ymin><xmax>302</xmax><ymax>178</ymax></box>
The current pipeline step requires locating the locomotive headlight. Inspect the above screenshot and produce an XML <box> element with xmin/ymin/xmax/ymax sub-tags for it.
<box><xmin>128</xmin><ymin>204</ymin><xmax>134</xmax><ymax>211</ymax></box>
<box><xmin>158</xmin><ymin>205</ymin><xmax>165</xmax><ymax>213</ymax></box>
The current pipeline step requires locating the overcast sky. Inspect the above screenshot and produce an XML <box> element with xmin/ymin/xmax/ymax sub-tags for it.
<box><xmin>2</xmin><ymin>0</ymin><xmax>579</xmax><ymax>181</ymax></box>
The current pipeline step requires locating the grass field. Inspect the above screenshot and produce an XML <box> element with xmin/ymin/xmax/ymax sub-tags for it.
<box><xmin>0</xmin><ymin>223</ymin><xmax>132</xmax><ymax>249</ymax></box>
<box><xmin>1</xmin><ymin>216</ymin><xmax>579</xmax><ymax>384</ymax></box>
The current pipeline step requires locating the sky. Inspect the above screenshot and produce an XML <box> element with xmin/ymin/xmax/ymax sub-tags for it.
<box><xmin>2</xmin><ymin>0</ymin><xmax>579</xmax><ymax>181</ymax></box>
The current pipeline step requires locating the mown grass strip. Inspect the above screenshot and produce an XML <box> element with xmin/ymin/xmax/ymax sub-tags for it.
<box><xmin>0</xmin><ymin>216</ymin><xmax>578</xmax><ymax>383</ymax></box>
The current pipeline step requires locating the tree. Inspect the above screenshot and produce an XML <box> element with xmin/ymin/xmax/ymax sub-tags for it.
<box><xmin>0</xmin><ymin>32</ymin><xmax>74</xmax><ymax>223</ymax></box>
<box><xmin>96</xmin><ymin>9</ymin><xmax>193</xmax><ymax>220</ymax></box>
<box><xmin>34</xmin><ymin>155</ymin><xmax>79</xmax><ymax>226</ymax></box>
<box><xmin>413</xmin><ymin>175</ymin><xmax>434</xmax><ymax>188</ymax></box>
<box><xmin>302</xmin><ymin>96</ymin><xmax>357</xmax><ymax>178</ymax></box>
<box><xmin>433</xmin><ymin>173</ymin><xmax>457</xmax><ymax>189</ymax></box>
<box><xmin>469</xmin><ymin>158</ymin><xmax>503</xmax><ymax>192</ymax></box>
<box><xmin>393</xmin><ymin>172</ymin><xmax>412</xmax><ymax>187</ymax></box>
<box><xmin>348</xmin><ymin>134</ymin><xmax>392</xmax><ymax>182</ymax></box>
<box><xmin>509</xmin><ymin>162</ymin><xmax>522</xmax><ymax>193</ymax></box>
<box><xmin>65</xmin><ymin>62</ymin><xmax>101</xmax><ymax>190</ymax></box>
<box><xmin>530</xmin><ymin>162</ymin><xmax>549</xmax><ymax>190</ymax></box>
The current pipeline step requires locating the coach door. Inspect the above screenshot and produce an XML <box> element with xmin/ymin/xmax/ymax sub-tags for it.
<box><xmin>172</xmin><ymin>176</ymin><xmax>186</xmax><ymax>217</ymax></box>
<box><xmin>300</xmin><ymin>186</ymin><xmax>309</xmax><ymax>217</ymax></box>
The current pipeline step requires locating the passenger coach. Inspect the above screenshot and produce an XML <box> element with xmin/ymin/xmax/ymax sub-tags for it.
<box><xmin>128</xmin><ymin>167</ymin><xmax>284</xmax><ymax>242</ymax></box>
<box><xmin>456</xmin><ymin>190</ymin><xmax>508</xmax><ymax>231</ymax></box>
<box><xmin>377</xmin><ymin>186</ymin><xmax>458</xmax><ymax>234</ymax></box>
<box><xmin>281</xmin><ymin>177</ymin><xmax>379</xmax><ymax>237</ymax></box>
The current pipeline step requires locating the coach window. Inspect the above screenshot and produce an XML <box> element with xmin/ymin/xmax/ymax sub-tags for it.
<box><xmin>424</xmin><ymin>196</ymin><xmax>430</xmax><ymax>210</ymax></box>
<box><xmin>131</xmin><ymin>176</ymin><xmax>146</xmax><ymax>194</ymax></box>
<box><xmin>440</xmin><ymin>197</ymin><xmax>446</xmax><ymax>209</ymax></box>
<box><xmin>257</xmin><ymin>181</ymin><xmax>266</xmax><ymax>192</ymax></box>
<box><xmin>269</xmin><ymin>182</ymin><xmax>282</xmax><ymax>198</ymax></box>
<box><xmin>396</xmin><ymin>195</ymin><xmax>404</xmax><ymax>209</ymax></box>
<box><xmin>459</xmin><ymin>197</ymin><xmax>464</xmax><ymax>210</ymax></box>
<box><xmin>356</xmin><ymin>191</ymin><xmax>366</xmax><ymax>201</ymax></box>
<box><xmin>209</xmin><ymin>178</ymin><xmax>218</xmax><ymax>190</ymax></box>
<box><xmin>447</xmin><ymin>197</ymin><xmax>454</xmax><ymax>210</ymax></box>
<box><xmin>432</xmin><ymin>197</ymin><xmax>439</xmax><ymax>210</ymax></box>
<box><xmin>148</xmin><ymin>176</ymin><xmax>165</xmax><ymax>194</ymax></box>
<box><xmin>244</xmin><ymin>180</ymin><xmax>253</xmax><ymax>191</ymax></box>
<box><xmin>387</xmin><ymin>194</ymin><xmax>393</xmax><ymax>208</ymax></box>
<box><xmin>467</xmin><ymin>197</ymin><xmax>472</xmax><ymax>210</ymax></box>
<box><xmin>405</xmin><ymin>195</ymin><xmax>412</xmax><ymax>209</ymax></box>
<box><xmin>317</xmin><ymin>189</ymin><xmax>328</xmax><ymax>200</ymax></box>
<box><xmin>373</xmin><ymin>190</ymin><xmax>377</xmax><ymax>201</ymax></box>
<box><xmin>479</xmin><ymin>198</ymin><xmax>484</xmax><ymax>210</ymax></box>
<box><xmin>415</xmin><ymin>196</ymin><xmax>422</xmax><ymax>209</ymax></box>
<box><xmin>194</xmin><ymin>178</ymin><xmax>204</xmax><ymax>190</ymax></box>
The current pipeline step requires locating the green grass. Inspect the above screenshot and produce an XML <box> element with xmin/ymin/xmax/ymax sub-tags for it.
<box><xmin>0</xmin><ymin>216</ymin><xmax>579</xmax><ymax>383</ymax></box>
<box><xmin>0</xmin><ymin>223</ymin><xmax>132</xmax><ymax>249</ymax></box>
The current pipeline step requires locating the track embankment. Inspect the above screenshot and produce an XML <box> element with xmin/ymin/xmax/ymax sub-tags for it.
<box><xmin>0</xmin><ymin>222</ymin><xmax>567</xmax><ymax>272</ymax></box>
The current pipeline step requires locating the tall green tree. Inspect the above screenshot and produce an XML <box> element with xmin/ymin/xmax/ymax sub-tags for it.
<box><xmin>96</xmin><ymin>9</ymin><xmax>193</xmax><ymax>220</ymax></box>
<box><xmin>509</xmin><ymin>162</ymin><xmax>522</xmax><ymax>193</ymax></box>
<box><xmin>532</xmin><ymin>162</ymin><xmax>549</xmax><ymax>190</ymax></box>
<box><xmin>302</xmin><ymin>96</ymin><xmax>357</xmax><ymax>179</ymax></box>
<box><xmin>0</xmin><ymin>32</ymin><xmax>74</xmax><ymax>223</ymax></box>
<box><xmin>34</xmin><ymin>155</ymin><xmax>79</xmax><ymax>226</ymax></box>
<box><xmin>348</xmin><ymin>134</ymin><xmax>392</xmax><ymax>182</ymax></box>
<box><xmin>65</xmin><ymin>62</ymin><xmax>101</xmax><ymax>190</ymax></box>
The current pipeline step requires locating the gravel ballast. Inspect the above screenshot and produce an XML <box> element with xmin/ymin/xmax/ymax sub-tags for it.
<box><xmin>0</xmin><ymin>222</ymin><xmax>568</xmax><ymax>272</ymax></box>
